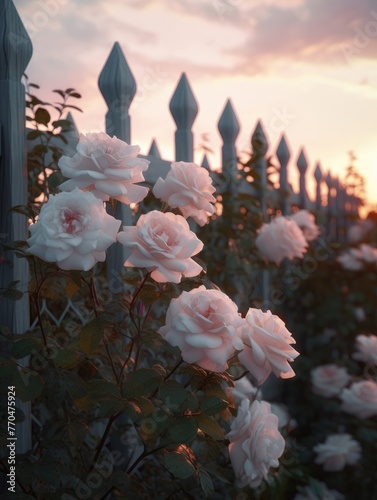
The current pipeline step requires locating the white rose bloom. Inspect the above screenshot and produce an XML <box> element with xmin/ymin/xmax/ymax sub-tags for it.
<box><xmin>27</xmin><ymin>188</ymin><xmax>121</xmax><ymax>271</ymax></box>
<box><xmin>255</xmin><ymin>216</ymin><xmax>308</xmax><ymax>265</ymax></box>
<box><xmin>313</xmin><ymin>433</ymin><xmax>361</xmax><ymax>471</ymax></box>
<box><xmin>59</xmin><ymin>132</ymin><xmax>149</xmax><ymax>204</ymax></box>
<box><xmin>227</xmin><ymin>399</ymin><xmax>285</xmax><ymax>488</ymax></box>
<box><xmin>290</xmin><ymin>210</ymin><xmax>320</xmax><ymax>242</ymax></box>
<box><xmin>153</xmin><ymin>161</ymin><xmax>216</xmax><ymax>226</ymax></box>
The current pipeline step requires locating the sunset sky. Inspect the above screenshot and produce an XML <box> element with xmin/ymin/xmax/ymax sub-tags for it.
<box><xmin>13</xmin><ymin>0</ymin><xmax>377</xmax><ymax>209</ymax></box>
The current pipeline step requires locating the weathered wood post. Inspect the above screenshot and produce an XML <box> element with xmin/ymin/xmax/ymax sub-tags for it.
<box><xmin>0</xmin><ymin>0</ymin><xmax>33</xmax><ymax>453</ymax></box>
<box><xmin>296</xmin><ymin>148</ymin><xmax>310</xmax><ymax>209</ymax></box>
<box><xmin>169</xmin><ymin>73</ymin><xmax>198</xmax><ymax>162</ymax></box>
<box><xmin>98</xmin><ymin>42</ymin><xmax>135</xmax><ymax>283</ymax></box>
<box><xmin>276</xmin><ymin>134</ymin><xmax>291</xmax><ymax>216</ymax></box>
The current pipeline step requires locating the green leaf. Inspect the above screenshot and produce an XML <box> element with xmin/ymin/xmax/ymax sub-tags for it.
<box><xmin>78</xmin><ymin>319</ymin><xmax>103</xmax><ymax>354</ymax></box>
<box><xmin>2</xmin><ymin>288</ymin><xmax>24</xmax><ymax>301</ymax></box>
<box><xmin>123</xmin><ymin>400</ymin><xmax>143</xmax><ymax>422</ymax></box>
<box><xmin>11</xmin><ymin>337</ymin><xmax>41</xmax><ymax>359</ymax></box>
<box><xmin>14</xmin><ymin>369</ymin><xmax>44</xmax><ymax>402</ymax></box>
<box><xmin>35</xmin><ymin>107</ymin><xmax>51</xmax><ymax>126</ymax></box>
<box><xmin>123</xmin><ymin>368</ymin><xmax>163</xmax><ymax>398</ymax></box>
<box><xmin>199</xmin><ymin>470</ymin><xmax>215</xmax><ymax>498</ymax></box>
<box><xmin>51</xmin><ymin>119</ymin><xmax>74</xmax><ymax>130</ymax></box>
<box><xmin>53</xmin><ymin>89</ymin><xmax>66</xmax><ymax>98</ymax></box>
<box><xmin>163</xmin><ymin>451</ymin><xmax>196</xmax><ymax>480</ymax></box>
<box><xmin>27</xmin><ymin>130</ymin><xmax>44</xmax><ymax>140</ymax></box>
<box><xmin>87</xmin><ymin>379</ymin><xmax>120</xmax><ymax>399</ymax></box>
<box><xmin>196</xmin><ymin>414</ymin><xmax>225</xmax><ymax>440</ymax></box>
<box><xmin>97</xmin><ymin>399</ymin><xmax>125</xmax><ymax>418</ymax></box>
<box><xmin>200</xmin><ymin>396</ymin><xmax>228</xmax><ymax>416</ymax></box>
<box><xmin>56</xmin><ymin>133</ymin><xmax>68</xmax><ymax>144</ymax></box>
<box><xmin>54</xmin><ymin>348</ymin><xmax>80</xmax><ymax>368</ymax></box>
<box><xmin>0</xmin><ymin>359</ymin><xmax>18</xmax><ymax>379</ymax></box>
<box><xmin>159</xmin><ymin>380</ymin><xmax>188</xmax><ymax>408</ymax></box>
<box><xmin>74</xmin><ymin>394</ymin><xmax>97</xmax><ymax>412</ymax></box>
<box><xmin>47</xmin><ymin>171</ymin><xmax>65</xmax><ymax>191</ymax></box>
<box><xmin>168</xmin><ymin>417</ymin><xmax>197</xmax><ymax>444</ymax></box>
<box><xmin>132</xmin><ymin>396</ymin><xmax>154</xmax><ymax>417</ymax></box>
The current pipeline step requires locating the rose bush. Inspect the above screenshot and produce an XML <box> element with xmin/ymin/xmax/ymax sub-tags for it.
<box><xmin>27</xmin><ymin>188</ymin><xmax>121</xmax><ymax>270</ymax></box>
<box><xmin>153</xmin><ymin>161</ymin><xmax>216</xmax><ymax>226</ymax></box>
<box><xmin>59</xmin><ymin>132</ymin><xmax>150</xmax><ymax>204</ymax></box>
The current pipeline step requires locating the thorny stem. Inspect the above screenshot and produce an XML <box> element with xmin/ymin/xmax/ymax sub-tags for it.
<box><xmin>129</xmin><ymin>271</ymin><xmax>151</xmax><ymax>328</ymax></box>
<box><xmin>119</xmin><ymin>338</ymin><xmax>135</xmax><ymax>386</ymax></box>
<box><xmin>126</xmin><ymin>444</ymin><xmax>167</xmax><ymax>475</ymax></box>
<box><xmin>89</xmin><ymin>413</ymin><xmax>121</xmax><ymax>472</ymax></box>
<box><xmin>232</xmin><ymin>370</ymin><xmax>249</xmax><ymax>382</ymax></box>
<box><xmin>33</xmin><ymin>260</ymin><xmax>59</xmax><ymax>349</ymax></box>
<box><xmin>88</xmin><ymin>276</ymin><xmax>119</xmax><ymax>383</ymax></box>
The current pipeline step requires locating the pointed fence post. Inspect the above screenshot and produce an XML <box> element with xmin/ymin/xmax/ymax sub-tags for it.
<box><xmin>201</xmin><ymin>154</ymin><xmax>211</xmax><ymax>170</ymax></box>
<box><xmin>218</xmin><ymin>99</ymin><xmax>240</xmax><ymax>194</ymax></box>
<box><xmin>148</xmin><ymin>139</ymin><xmax>161</xmax><ymax>158</ymax></box>
<box><xmin>251</xmin><ymin>121</ymin><xmax>270</xmax><ymax>311</ymax></box>
<box><xmin>337</xmin><ymin>181</ymin><xmax>347</xmax><ymax>243</ymax></box>
<box><xmin>169</xmin><ymin>73</ymin><xmax>198</xmax><ymax>162</ymax></box>
<box><xmin>297</xmin><ymin>148</ymin><xmax>310</xmax><ymax>209</ymax></box>
<box><xmin>0</xmin><ymin>0</ymin><xmax>33</xmax><ymax>454</ymax></box>
<box><xmin>98</xmin><ymin>42</ymin><xmax>136</xmax><ymax>143</ymax></box>
<box><xmin>314</xmin><ymin>162</ymin><xmax>323</xmax><ymax>212</ymax></box>
<box><xmin>326</xmin><ymin>172</ymin><xmax>336</xmax><ymax>240</ymax></box>
<box><xmin>276</xmin><ymin>134</ymin><xmax>291</xmax><ymax>216</ymax></box>
<box><xmin>98</xmin><ymin>42</ymin><xmax>136</xmax><ymax>282</ymax></box>
<box><xmin>251</xmin><ymin>121</ymin><xmax>269</xmax><ymax>220</ymax></box>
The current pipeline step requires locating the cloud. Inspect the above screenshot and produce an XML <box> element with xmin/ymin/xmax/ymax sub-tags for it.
<box><xmin>225</xmin><ymin>0</ymin><xmax>377</xmax><ymax>72</ymax></box>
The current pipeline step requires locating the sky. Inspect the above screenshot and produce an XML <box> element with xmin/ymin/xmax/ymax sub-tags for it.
<box><xmin>13</xmin><ymin>0</ymin><xmax>377</xmax><ymax>209</ymax></box>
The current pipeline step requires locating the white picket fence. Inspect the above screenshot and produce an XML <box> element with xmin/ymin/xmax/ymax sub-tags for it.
<box><xmin>0</xmin><ymin>0</ymin><xmax>362</xmax><ymax>454</ymax></box>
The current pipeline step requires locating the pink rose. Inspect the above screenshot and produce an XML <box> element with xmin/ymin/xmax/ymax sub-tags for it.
<box><xmin>313</xmin><ymin>433</ymin><xmax>361</xmax><ymax>471</ymax></box>
<box><xmin>238</xmin><ymin>309</ymin><xmax>299</xmax><ymax>385</ymax></box>
<box><xmin>337</xmin><ymin>249</ymin><xmax>363</xmax><ymax>270</ymax></box>
<box><xmin>338</xmin><ymin>244</ymin><xmax>377</xmax><ymax>270</ymax></box>
<box><xmin>347</xmin><ymin>224</ymin><xmax>365</xmax><ymax>244</ymax></box>
<box><xmin>311</xmin><ymin>364</ymin><xmax>350</xmax><ymax>398</ymax></box>
<box><xmin>341</xmin><ymin>380</ymin><xmax>377</xmax><ymax>419</ymax></box>
<box><xmin>255</xmin><ymin>216</ymin><xmax>308</xmax><ymax>265</ymax></box>
<box><xmin>117</xmin><ymin>211</ymin><xmax>203</xmax><ymax>283</ymax></box>
<box><xmin>227</xmin><ymin>399</ymin><xmax>285</xmax><ymax>488</ymax></box>
<box><xmin>152</xmin><ymin>161</ymin><xmax>216</xmax><ymax>226</ymax></box>
<box><xmin>158</xmin><ymin>286</ymin><xmax>244</xmax><ymax>372</ymax></box>
<box><xmin>289</xmin><ymin>210</ymin><xmax>320</xmax><ymax>242</ymax></box>
<box><xmin>228</xmin><ymin>376</ymin><xmax>259</xmax><ymax>404</ymax></box>
<box><xmin>353</xmin><ymin>334</ymin><xmax>377</xmax><ymax>365</ymax></box>
<box><xmin>59</xmin><ymin>132</ymin><xmax>149</xmax><ymax>204</ymax></box>
<box><xmin>27</xmin><ymin>188</ymin><xmax>121</xmax><ymax>271</ymax></box>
